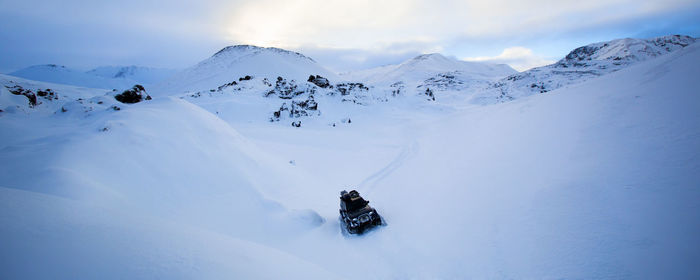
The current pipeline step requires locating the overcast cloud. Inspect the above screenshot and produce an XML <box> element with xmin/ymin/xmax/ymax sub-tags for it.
<box><xmin>1</xmin><ymin>0</ymin><xmax>699</xmax><ymax>73</ymax></box>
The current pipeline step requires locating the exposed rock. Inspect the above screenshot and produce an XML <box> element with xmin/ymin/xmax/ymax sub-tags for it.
<box><xmin>36</xmin><ymin>89</ymin><xmax>58</xmax><ymax>100</ymax></box>
<box><xmin>270</xmin><ymin>102</ymin><xmax>290</xmax><ymax>122</ymax></box>
<box><xmin>115</xmin><ymin>84</ymin><xmax>151</xmax><ymax>104</ymax></box>
<box><xmin>5</xmin><ymin>85</ymin><xmax>37</xmax><ymax>107</ymax></box>
<box><xmin>270</xmin><ymin>94</ymin><xmax>319</xmax><ymax>121</ymax></box>
<box><xmin>390</xmin><ymin>81</ymin><xmax>404</xmax><ymax>96</ymax></box>
<box><xmin>334</xmin><ymin>83</ymin><xmax>368</xmax><ymax>96</ymax></box>
<box><xmin>418</xmin><ymin>72</ymin><xmax>466</xmax><ymax>91</ymax></box>
<box><xmin>262</xmin><ymin>78</ymin><xmax>272</xmax><ymax>87</ymax></box>
<box><xmin>216</xmin><ymin>81</ymin><xmax>237</xmax><ymax>91</ymax></box>
<box><xmin>307</xmin><ymin>75</ymin><xmax>330</xmax><ymax>88</ymax></box>
<box><xmin>424</xmin><ymin>88</ymin><xmax>435</xmax><ymax>101</ymax></box>
<box><xmin>265</xmin><ymin>77</ymin><xmax>305</xmax><ymax>99</ymax></box>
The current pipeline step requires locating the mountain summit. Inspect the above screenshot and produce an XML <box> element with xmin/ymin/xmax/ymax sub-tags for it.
<box><xmin>343</xmin><ymin>53</ymin><xmax>516</xmax><ymax>87</ymax></box>
<box><xmin>558</xmin><ymin>34</ymin><xmax>695</xmax><ymax>65</ymax></box>
<box><xmin>152</xmin><ymin>45</ymin><xmax>336</xmax><ymax>95</ymax></box>
<box><xmin>212</xmin><ymin>45</ymin><xmax>315</xmax><ymax>62</ymax></box>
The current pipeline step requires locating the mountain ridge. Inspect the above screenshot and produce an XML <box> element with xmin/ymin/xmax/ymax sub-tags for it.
<box><xmin>8</xmin><ymin>64</ymin><xmax>176</xmax><ymax>90</ymax></box>
<box><xmin>472</xmin><ymin>34</ymin><xmax>697</xmax><ymax>104</ymax></box>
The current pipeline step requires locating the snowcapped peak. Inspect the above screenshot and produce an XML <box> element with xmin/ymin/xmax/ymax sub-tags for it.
<box><xmin>152</xmin><ymin>45</ymin><xmax>335</xmax><ymax>95</ymax></box>
<box><xmin>559</xmin><ymin>34</ymin><xmax>696</xmax><ymax>64</ymax></box>
<box><xmin>397</xmin><ymin>53</ymin><xmax>458</xmax><ymax>70</ymax></box>
<box><xmin>212</xmin><ymin>45</ymin><xmax>314</xmax><ymax>62</ymax></box>
<box><xmin>403</xmin><ymin>53</ymin><xmax>454</xmax><ymax>66</ymax></box>
<box><xmin>412</xmin><ymin>53</ymin><xmax>448</xmax><ymax>61</ymax></box>
<box><xmin>212</xmin><ymin>45</ymin><xmax>262</xmax><ymax>56</ymax></box>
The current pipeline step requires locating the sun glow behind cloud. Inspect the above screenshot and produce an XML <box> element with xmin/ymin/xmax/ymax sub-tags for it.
<box><xmin>1</xmin><ymin>0</ymin><xmax>698</xmax><ymax>72</ymax></box>
<box><xmin>225</xmin><ymin>0</ymin><xmax>697</xmax><ymax>50</ymax></box>
<box><xmin>463</xmin><ymin>47</ymin><xmax>556</xmax><ymax>71</ymax></box>
<box><xmin>226</xmin><ymin>0</ymin><xmax>421</xmax><ymax>49</ymax></box>
<box><xmin>218</xmin><ymin>0</ymin><xmax>700</xmax><ymax>71</ymax></box>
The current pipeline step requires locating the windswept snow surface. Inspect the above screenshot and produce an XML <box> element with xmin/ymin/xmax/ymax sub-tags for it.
<box><xmin>8</xmin><ymin>65</ymin><xmax>176</xmax><ymax>90</ymax></box>
<box><xmin>0</xmin><ymin>97</ymin><xmax>335</xmax><ymax>279</ymax></box>
<box><xmin>2</xmin><ymin>39</ymin><xmax>700</xmax><ymax>279</ymax></box>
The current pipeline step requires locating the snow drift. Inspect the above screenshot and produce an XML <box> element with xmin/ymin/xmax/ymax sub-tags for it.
<box><xmin>0</xmin><ymin>97</ymin><xmax>331</xmax><ymax>279</ymax></box>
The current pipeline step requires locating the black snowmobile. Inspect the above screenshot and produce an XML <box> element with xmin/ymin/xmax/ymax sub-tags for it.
<box><xmin>339</xmin><ymin>190</ymin><xmax>383</xmax><ymax>234</ymax></box>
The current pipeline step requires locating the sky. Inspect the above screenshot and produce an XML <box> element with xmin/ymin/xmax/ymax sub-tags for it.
<box><xmin>1</xmin><ymin>0</ymin><xmax>699</xmax><ymax>73</ymax></box>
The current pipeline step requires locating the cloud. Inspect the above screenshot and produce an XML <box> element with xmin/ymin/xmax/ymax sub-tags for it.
<box><xmin>224</xmin><ymin>0</ymin><xmax>700</xmax><ymax>50</ymax></box>
<box><xmin>462</xmin><ymin>47</ymin><xmax>556</xmax><ymax>72</ymax></box>
<box><xmin>0</xmin><ymin>0</ymin><xmax>698</xmax><ymax>72</ymax></box>
<box><xmin>298</xmin><ymin>46</ymin><xmax>422</xmax><ymax>73</ymax></box>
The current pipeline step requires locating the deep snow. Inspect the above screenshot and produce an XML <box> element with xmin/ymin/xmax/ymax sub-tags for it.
<box><xmin>8</xmin><ymin>64</ymin><xmax>176</xmax><ymax>90</ymax></box>
<box><xmin>1</xmin><ymin>37</ymin><xmax>699</xmax><ymax>279</ymax></box>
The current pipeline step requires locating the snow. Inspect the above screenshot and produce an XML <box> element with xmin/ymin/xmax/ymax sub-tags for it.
<box><xmin>8</xmin><ymin>64</ymin><xmax>176</xmax><ymax>90</ymax></box>
<box><xmin>473</xmin><ymin>35</ymin><xmax>697</xmax><ymax>104</ymax></box>
<box><xmin>86</xmin><ymin>66</ymin><xmax>177</xmax><ymax>85</ymax></box>
<box><xmin>152</xmin><ymin>45</ymin><xmax>338</xmax><ymax>96</ymax></box>
<box><xmin>344</xmin><ymin>53</ymin><xmax>516</xmax><ymax>84</ymax></box>
<box><xmin>342</xmin><ymin>53</ymin><xmax>516</xmax><ymax>98</ymax></box>
<box><xmin>1</xmin><ymin>36</ymin><xmax>699</xmax><ymax>279</ymax></box>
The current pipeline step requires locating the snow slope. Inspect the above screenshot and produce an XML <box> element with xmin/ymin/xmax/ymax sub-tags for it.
<box><xmin>345</xmin><ymin>53</ymin><xmax>516</xmax><ymax>85</ymax></box>
<box><xmin>474</xmin><ymin>34</ymin><xmax>697</xmax><ymax>103</ymax></box>
<box><xmin>0</xmin><ymin>73</ymin><xmax>120</xmax><ymax>115</ymax></box>
<box><xmin>342</xmin><ymin>53</ymin><xmax>516</xmax><ymax>98</ymax></box>
<box><xmin>1</xmin><ymin>35</ymin><xmax>699</xmax><ymax>279</ymax></box>
<box><xmin>159</xmin><ymin>50</ymin><xmax>517</xmax><ymax>125</ymax></box>
<box><xmin>350</xmin><ymin>42</ymin><xmax>700</xmax><ymax>278</ymax></box>
<box><xmin>86</xmin><ymin>65</ymin><xmax>177</xmax><ymax>84</ymax></box>
<box><xmin>219</xmin><ymin>38</ymin><xmax>700</xmax><ymax>278</ymax></box>
<box><xmin>8</xmin><ymin>64</ymin><xmax>175</xmax><ymax>90</ymax></box>
<box><xmin>0</xmin><ymin>96</ymin><xmax>334</xmax><ymax>279</ymax></box>
<box><xmin>152</xmin><ymin>45</ymin><xmax>338</xmax><ymax>96</ymax></box>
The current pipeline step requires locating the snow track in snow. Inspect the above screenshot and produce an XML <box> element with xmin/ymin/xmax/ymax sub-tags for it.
<box><xmin>358</xmin><ymin>139</ymin><xmax>419</xmax><ymax>194</ymax></box>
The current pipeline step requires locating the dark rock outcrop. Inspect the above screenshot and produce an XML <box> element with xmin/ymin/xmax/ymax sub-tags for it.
<box><xmin>115</xmin><ymin>84</ymin><xmax>151</xmax><ymax>104</ymax></box>
<box><xmin>424</xmin><ymin>88</ymin><xmax>435</xmax><ymax>101</ymax></box>
<box><xmin>334</xmin><ymin>83</ymin><xmax>368</xmax><ymax>96</ymax></box>
<box><xmin>270</xmin><ymin>95</ymin><xmax>319</xmax><ymax>121</ymax></box>
<box><xmin>307</xmin><ymin>75</ymin><xmax>330</xmax><ymax>88</ymax></box>
<box><xmin>265</xmin><ymin>77</ymin><xmax>306</xmax><ymax>99</ymax></box>
<box><xmin>5</xmin><ymin>85</ymin><xmax>37</xmax><ymax>107</ymax></box>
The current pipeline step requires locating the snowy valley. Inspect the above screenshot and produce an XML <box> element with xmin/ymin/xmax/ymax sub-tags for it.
<box><xmin>1</xmin><ymin>35</ymin><xmax>699</xmax><ymax>279</ymax></box>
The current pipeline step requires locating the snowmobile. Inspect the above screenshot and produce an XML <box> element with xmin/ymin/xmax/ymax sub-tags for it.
<box><xmin>339</xmin><ymin>190</ymin><xmax>383</xmax><ymax>234</ymax></box>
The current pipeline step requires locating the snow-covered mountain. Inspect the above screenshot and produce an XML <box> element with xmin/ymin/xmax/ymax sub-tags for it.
<box><xmin>0</xmin><ymin>73</ymin><xmax>125</xmax><ymax>116</ymax></box>
<box><xmin>5</xmin><ymin>36</ymin><xmax>700</xmax><ymax>279</ymax></box>
<box><xmin>473</xmin><ymin>34</ymin><xmax>697</xmax><ymax>103</ymax></box>
<box><xmin>5</xmin><ymin>35</ymin><xmax>696</xmax><ymax>125</ymax></box>
<box><xmin>341</xmin><ymin>53</ymin><xmax>516</xmax><ymax>98</ymax></box>
<box><xmin>8</xmin><ymin>64</ymin><xmax>176</xmax><ymax>90</ymax></box>
<box><xmin>2</xmin><ymin>35</ymin><xmax>700</xmax><ymax>279</ymax></box>
<box><xmin>152</xmin><ymin>45</ymin><xmax>338</xmax><ymax>96</ymax></box>
<box><xmin>86</xmin><ymin>65</ymin><xmax>177</xmax><ymax>84</ymax></box>
<box><xmin>344</xmin><ymin>53</ymin><xmax>516</xmax><ymax>85</ymax></box>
